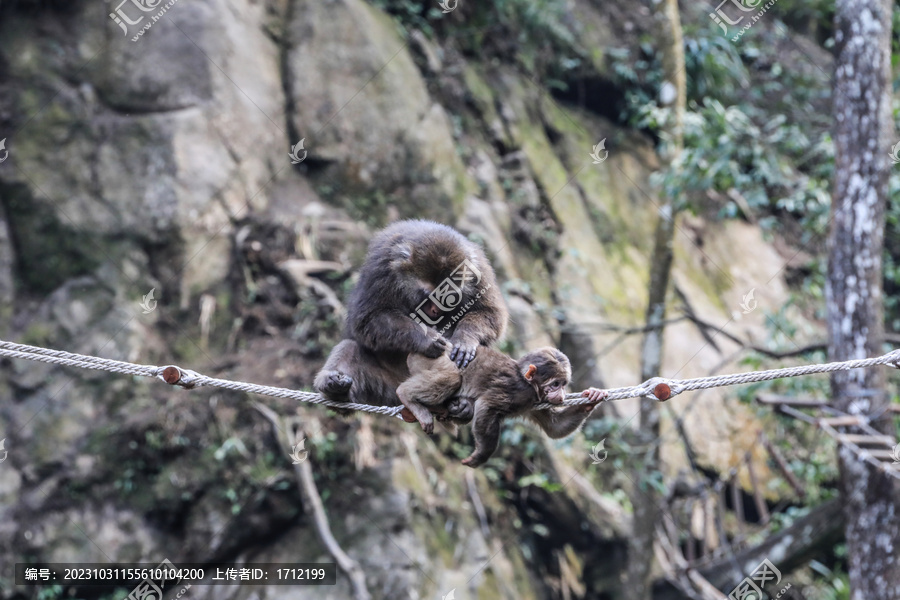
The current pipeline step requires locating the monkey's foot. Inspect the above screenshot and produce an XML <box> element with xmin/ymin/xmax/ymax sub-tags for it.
<box><xmin>446</xmin><ymin>397</ymin><xmax>474</xmax><ymax>423</ymax></box>
<box><xmin>420</xmin><ymin>416</ymin><xmax>435</xmax><ymax>436</ymax></box>
<box><xmin>461</xmin><ymin>454</ymin><xmax>486</xmax><ymax>468</ymax></box>
<box><xmin>397</xmin><ymin>398</ymin><xmax>436</xmax><ymax>435</ymax></box>
<box><xmin>318</xmin><ymin>371</ymin><xmax>353</xmax><ymax>396</ymax></box>
<box><xmin>408</xmin><ymin>408</ymin><xmax>434</xmax><ymax>434</ymax></box>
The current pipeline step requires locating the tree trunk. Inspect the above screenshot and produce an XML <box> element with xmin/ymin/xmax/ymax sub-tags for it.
<box><xmin>829</xmin><ymin>0</ymin><xmax>900</xmax><ymax>597</ymax></box>
<box><xmin>625</xmin><ymin>0</ymin><xmax>685</xmax><ymax>598</ymax></box>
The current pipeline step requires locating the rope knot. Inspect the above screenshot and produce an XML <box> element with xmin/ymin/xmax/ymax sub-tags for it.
<box><xmin>885</xmin><ymin>349</ymin><xmax>900</xmax><ymax>370</ymax></box>
<box><xmin>642</xmin><ymin>377</ymin><xmax>679</xmax><ymax>401</ymax></box>
<box><xmin>158</xmin><ymin>365</ymin><xmax>204</xmax><ymax>389</ymax></box>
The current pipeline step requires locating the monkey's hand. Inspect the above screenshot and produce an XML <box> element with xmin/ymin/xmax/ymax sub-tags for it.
<box><xmin>579</xmin><ymin>388</ymin><xmax>608</xmax><ymax>412</ymax></box>
<box><xmin>448</xmin><ymin>335</ymin><xmax>478</xmax><ymax>368</ymax></box>
<box><xmin>445</xmin><ymin>397</ymin><xmax>474</xmax><ymax>423</ymax></box>
<box><xmin>422</xmin><ymin>335</ymin><xmax>451</xmax><ymax>358</ymax></box>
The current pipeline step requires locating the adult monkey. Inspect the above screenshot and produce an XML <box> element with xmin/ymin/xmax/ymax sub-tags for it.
<box><xmin>314</xmin><ymin>220</ymin><xmax>508</xmax><ymax>415</ymax></box>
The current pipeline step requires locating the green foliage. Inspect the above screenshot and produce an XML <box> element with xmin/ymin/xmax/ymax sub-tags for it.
<box><xmin>682</xmin><ymin>34</ymin><xmax>749</xmax><ymax>101</ymax></box>
<box><xmin>369</xmin><ymin>0</ymin><xmax>443</xmax><ymax>37</ymax></box>
<box><xmin>20</xmin><ymin>322</ymin><xmax>54</xmax><ymax>348</ymax></box>
<box><xmin>36</xmin><ymin>585</ymin><xmax>64</xmax><ymax>600</ymax></box>
<box><xmin>213</xmin><ymin>437</ymin><xmax>249</xmax><ymax>461</ymax></box>
<box><xmin>882</xmin><ymin>168</ymin><xmax>900</xmax><ymax>331</ymax></box>
<box><xmin>605</xmin><ymin>45</ymin><xmax>659</xmax><ymax>124</ymax></box>
<box><xmin>486</xmin><ymin>0</ymin><xmax>583</xmax><ymax>84</ymax></box>
<box><xmin>369</xmin><ymin>0</ymin><xmax>585</xmax><ymax>85</ymax></box>
<box><xmin>769</xmin><ymin>505</ymin><xmax>812</xmax><ymax>531</ymax></box>
<box><xmin>787</xmin><ymin>451</ymin><xmax>839</xmax><ymax>503</ymax></box>
<box><xmin>1</xmin><ymin>183</ymin><xmax>105</xmax><ymax>296</ymax></box>
<box><xmin>607</xmin><ymin>25</ymin><xmax>750</xmax><ymax>126</ymax></box>
<box><xmin>310</xmin><ymin>430</ymin><xmax>339</xmax><ymax>457</ymax></box>
<box><xmin>604</xmin><ymin>20</ymin><xmax>835</xmax><ymax>277</ymax></box>
<box><xmin>608</xmin><ymin>1</ymin><xmax>900</xmax><ymax>337</ymax></box>
<box><xmin>304</xmin><ymin>430</ymin><xmax>356</xmax><ymax>486</ymax></box>
<box><xmin>732</xmin><ymin>306</ymin><xmax>840</xmax><ymax>502</ymax></box>
<box><xmin>609</xmin><ymin>12</ymin><xmax>834</xmax><ymax>213</ymax></box>
<box><xmin>642</xmin><ymin>469</ymin><xmax>666</xmax><ymax>495</ymax></box>
<box><xmin>776</xmin><ymin>0</ymin><xmax>834</xmax><ymax>41</ymax></box>
<box><xmin>819</xmin><ymin>576</ymin><xmax>851</xmax><ymax>600</ymax></box>
<box><xmin>602</xmin><ymin>488</ymin><xmax>633</xmax><ymax>514</ymax></box>
<box><xmin>639</xmin><ymin>99</ymin><xmax>832</xmax><ymax>233</ymax></box>
<box><xmin>518</xmin><ymin>472</ymin><xmax>563</xmax><ymax>493</ymax></box>
<box><xmin>815</xmin><ymin>548</ymin><xmax>852</xmax><ymax>599</ymax></box>
<box><xmin>776</xmin><ymin>0</ymin><xmax>833</xmax><ymax>23</ymax></box>
<box><xmin>223</xmin><ymin>487</ymin><xmax>241</xmax><ymax>515</ymax></box>
<box><xmin>500</xmin><ymin>425</ymin><xmax>544</xmax><ymax>463</ymax></box>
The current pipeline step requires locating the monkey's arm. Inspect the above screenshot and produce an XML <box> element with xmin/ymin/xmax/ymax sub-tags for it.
<box><xmin>528</xmin><ymin>389</ymin><xmax>607</xmax><ymax>438</ymax></box>
<box><xmin>528</xmin><ymin>407</ymin><xmax>593</xmax><ymax>439</ymax></box>
<box><xmin>356</xmin><ymin>309</ymin><xmax>449</xmax><ymax>357</ymax></box>
<box><xmin>462</xmin><ymin>402</ymin><xmax>503</xmax><ymax>468</ymax></box>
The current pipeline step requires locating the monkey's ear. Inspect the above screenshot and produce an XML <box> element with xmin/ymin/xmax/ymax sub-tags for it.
<box><xmin>396</xmin><ymin>242</ymin><xmax>412</xmax><ymax>261</ymax></box>
<box><xmin>523</xmin><ymin>364</ymin><xmax>537</xmax><ymax>381</ymax></box>
<box><xmin>390</xmin><ymin>241</ymin><xmax>413</xmax><ymax>270</ymax></box>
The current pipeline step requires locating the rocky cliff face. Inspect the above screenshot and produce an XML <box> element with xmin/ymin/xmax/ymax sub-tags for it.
<box><xmin>0</xmin><ymin>1</ymin><xmax>818</xmax><ymax>598</ymax></box>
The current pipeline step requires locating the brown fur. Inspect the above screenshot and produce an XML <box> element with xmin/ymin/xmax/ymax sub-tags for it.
<box><xmin>397</xmin><ymin>347</ymin><xmax>607</xmax><ymax>467</ymax></box>
<box><xmin>314</xmin><ymin>220</ymin><xmax>507</xmax><ymax>416</ymax></box>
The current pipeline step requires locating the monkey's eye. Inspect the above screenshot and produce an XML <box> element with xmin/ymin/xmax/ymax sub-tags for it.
<box><xmin>547</xmin><ymin>381</ymin><xmax>562</xmax><ymax>390</ymax></box>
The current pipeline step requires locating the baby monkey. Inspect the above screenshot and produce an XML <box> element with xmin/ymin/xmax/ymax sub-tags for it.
<box><xmin>397</xmin><ymin>347</ymin><xmax>608</xmax><ymax>468</ymax></box>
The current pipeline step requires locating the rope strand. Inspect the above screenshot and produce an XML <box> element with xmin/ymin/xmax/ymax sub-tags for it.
<box><xmin>2</xmin><ymin>339</ymin><xmax>900</xmax><ymax>415</ymax></box>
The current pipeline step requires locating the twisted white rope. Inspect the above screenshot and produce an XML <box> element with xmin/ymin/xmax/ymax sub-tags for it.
<box><xmin>534</xmin><ymin>347</ymin><xmax>900</xmax><ymax>409</ymax></box>
<box><xmin>0</xmin><ymin>340</ymin><xmax>403</xmax><ymax>417</ymax></box>
<box><xmin>2</xmin><ymin>339</ymin><xmax>900</xmax><ymax>415</ymax></box>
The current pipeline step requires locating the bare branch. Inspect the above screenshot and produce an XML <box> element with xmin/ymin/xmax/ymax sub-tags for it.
<box><xmin>253</xmin><ymin>402</ymin><xmax>371</xmax><ymax>600</ymax></box>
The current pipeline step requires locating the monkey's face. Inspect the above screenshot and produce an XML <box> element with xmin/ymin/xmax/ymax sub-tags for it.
<box><xmin>414</xmin><ymin>284</ymin><xmax>441</xmax><ymax>320</ymax></box>
<box><xmin>422</xmin><ymin>300</ymin><xmax>440</xmax><ymax>320</ymax></box>
<box><xmin>541</xmin><ymin>377</ymin><xmax>568</xmax><ymax>405</ymax></box>
<box><xmin>520</xmin><ymin>348</ymin><xmax>572</xmax><ymax>405</ymax></box>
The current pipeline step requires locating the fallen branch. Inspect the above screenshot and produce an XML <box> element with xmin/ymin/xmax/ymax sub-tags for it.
<box><xmin>694</xmin><ymin>498</ymin><xmax>843</xmax><ymax>590</ymax></box>
<box><xmin>465</xmin><ymin>470</ymin><xmax>491</xmax><ymax>539</ymax></box>
<box><xmin>253</xmin><ymin>402</ymin><xmax>371</xmax><ymax>600</ymax></box>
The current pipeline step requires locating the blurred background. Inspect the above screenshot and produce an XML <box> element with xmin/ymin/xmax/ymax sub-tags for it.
<box><xmin>0</xmin><ymin>0</ymin><xmax>898</xmax><ymax>598</ymax></box>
